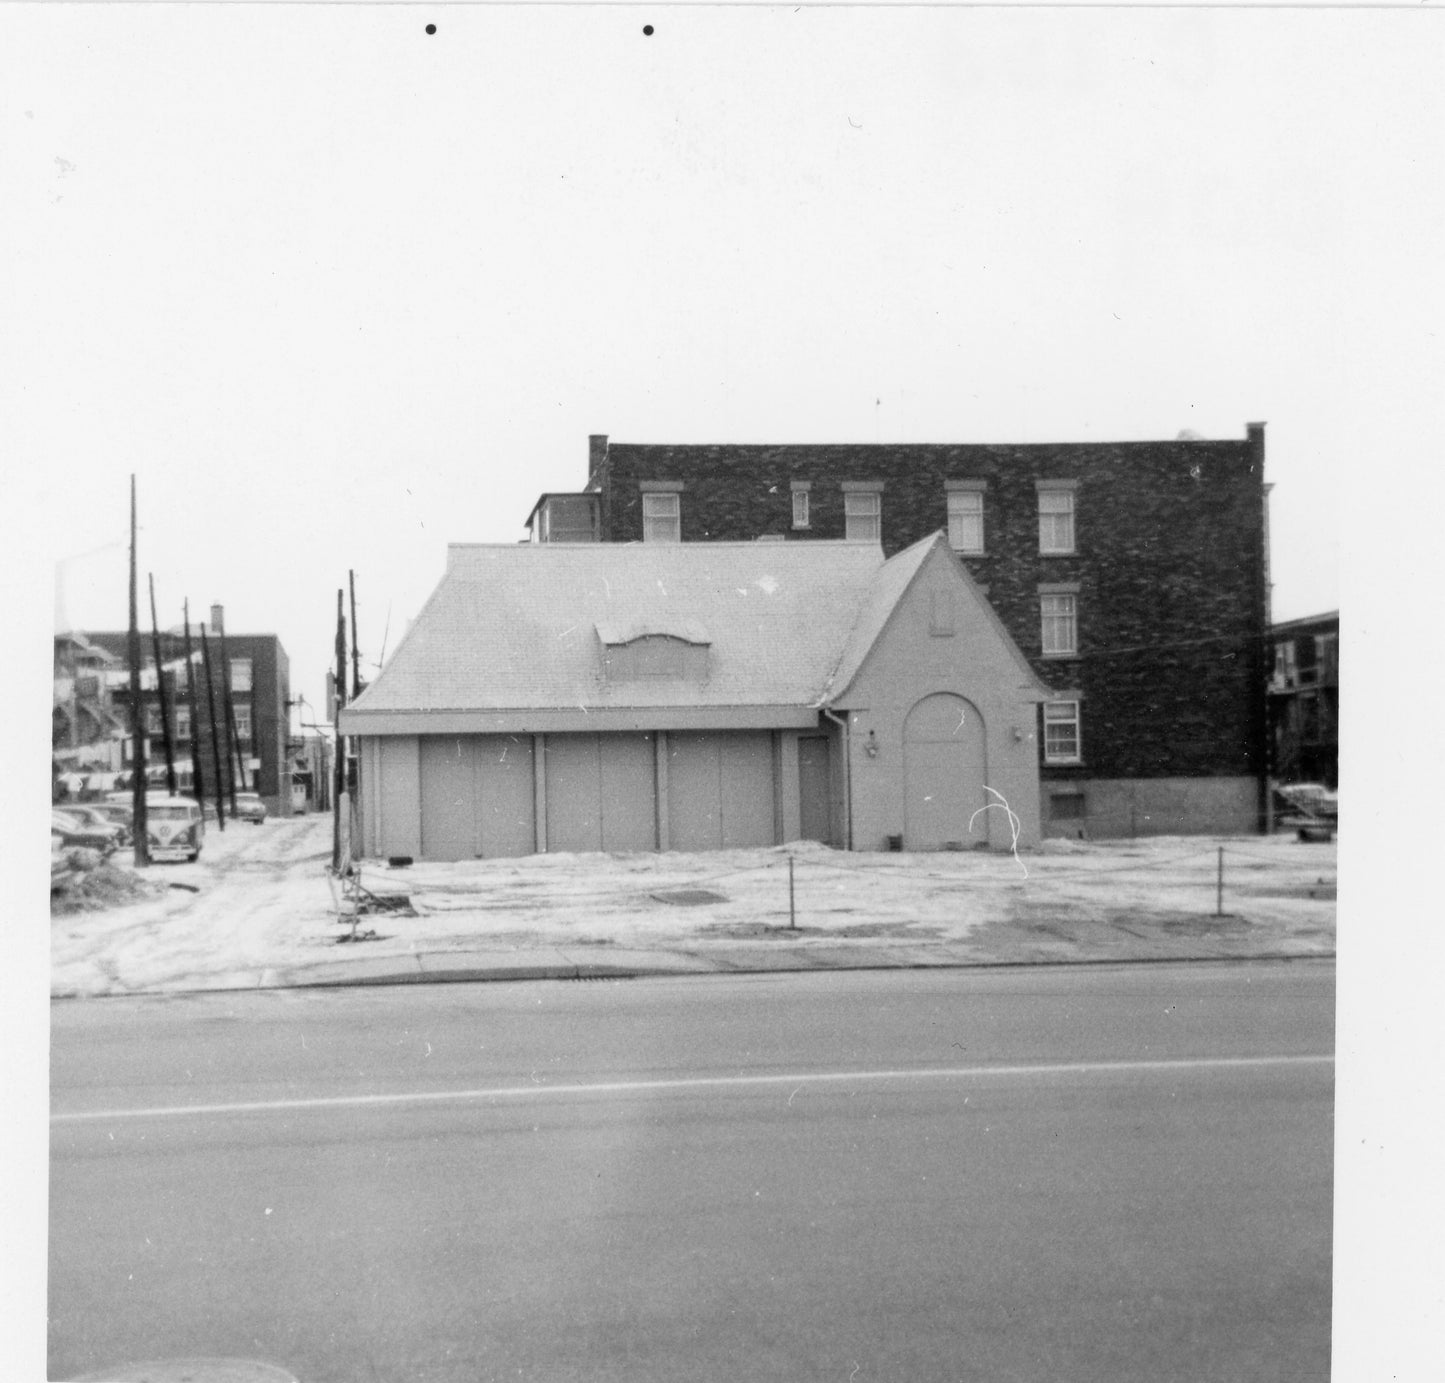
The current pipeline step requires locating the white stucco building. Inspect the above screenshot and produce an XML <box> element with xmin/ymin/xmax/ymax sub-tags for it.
<box><xmin>338</xmin><ymin>533</ymin><xmax>1051</xmax><ymax>860</ymax></box>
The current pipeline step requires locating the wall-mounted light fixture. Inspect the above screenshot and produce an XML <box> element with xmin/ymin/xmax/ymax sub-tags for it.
<box><xmin>864</xmin><ymin>729</ymin><xmax>879</xmax><ymax>758</ymax></box>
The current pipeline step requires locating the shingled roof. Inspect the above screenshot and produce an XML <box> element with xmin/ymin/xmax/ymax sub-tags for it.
<box><xmin>343</xmin><ymin>540</ymin><xmax>890</xmax><ymax>723</ymax></box>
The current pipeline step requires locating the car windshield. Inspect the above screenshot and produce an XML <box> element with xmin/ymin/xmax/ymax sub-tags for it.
<box><xmin>149</xmin><ymin>805</ymin><xmax>195</xmax><ymax>822</ymax></box>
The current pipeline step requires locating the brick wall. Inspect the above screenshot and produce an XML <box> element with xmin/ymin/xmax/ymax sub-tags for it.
<box><xmin>592</xmin><ymin>434</ymin><xmax>1269</xmax><ymax>789</ymax></box>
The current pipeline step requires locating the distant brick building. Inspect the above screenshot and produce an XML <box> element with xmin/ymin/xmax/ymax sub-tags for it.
<box><xmin>87</xmin><ymin>606</ymin><xmax>294</xmax><ymax>816</ymax></box>
<box><xmin>1268</xmin><ymin>611</ymin><xmax>1338</xmax><ymax>790</ymax></box>
<box><xmin>526</xmin><ymin>426</ymin><xmax>1272</xmax><ymax>838</ymax></box>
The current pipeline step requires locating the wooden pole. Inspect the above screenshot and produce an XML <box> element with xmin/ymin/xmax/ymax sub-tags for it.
<box><xmin>128</xmin><ymin>477</ymin><xmax>149</xmax><ymax>866</ymax></box>
<box><xmin>148</xmin><ymin>573</ymin><xmax>178</xmax><ymax>797</ymax></box>
<box><xmin>332</xmin><ymin>589</ymin><xmax>347</xmax><ymax>871</ymax></box>
<box><xmin>200</xmin><ymin>623</ymin><xmax>226</xmax><ymax>830</ymax></box>
<box><xmin>182</xmin><ymin>601</ymin><xmax>205</xmax><ymax>808</ymax></box>
<box><xmin>349</xmin><ymin>569</ymin><xmax>362</xmax><ymax>700</ymax></box>
<box><xmin>218</xmin><ymin>623</ymin><xmax>247</xmax><ymax>799</ymax></box>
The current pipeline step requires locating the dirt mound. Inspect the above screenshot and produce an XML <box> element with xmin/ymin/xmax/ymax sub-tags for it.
<box><xmin>51</xmin><ymin>860</ymin><xmax>166</xmax><ymax>915</ymax></box>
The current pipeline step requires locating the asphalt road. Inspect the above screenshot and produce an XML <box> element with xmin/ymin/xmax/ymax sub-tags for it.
<box><xmin>50</xmin><ymin>962</ymin><xmax>1334</xmax><ymax>1383</ymax></box>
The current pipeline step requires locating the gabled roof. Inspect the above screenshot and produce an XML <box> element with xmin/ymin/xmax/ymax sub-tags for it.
<box><xmin>826</xmin><ymin>532</ymin><xmax>1051</xmax><ymax>704</ymax></box>
<box><xmin>823</xmin><ymin>534</ymin><xmax>938</xmax><ymax>702</ymax></box>
<box><xmin>345</xmin><ymin>541</ymin><xmax>888</xmax><ymax>719</ymax></box>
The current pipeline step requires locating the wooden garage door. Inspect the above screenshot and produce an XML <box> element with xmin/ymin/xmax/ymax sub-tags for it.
<box><xmin>419</xmin><ymin>735</ymin><xmax>535</xmax><ymax>861</ymax></box>
<box><xmin>667</xmin><ymin>732</ymin><xmax>776</xmax><ymax>851</ymax></box>
<box><xmin>544</xmin><ymin>734</ymin><xmax>657</xmax><ymax>854</ymax></box>
<box><xmin>903</xmin><ymin>694</ymin><xmax>987</xmax><ymax>851</ymax></box>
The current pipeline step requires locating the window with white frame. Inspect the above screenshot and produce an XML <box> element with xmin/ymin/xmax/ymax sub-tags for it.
<box><xmin>792</xmin><ymin>489</ymin><xmax>810</xmax><ymax>529</ymax></box>
<box><xmin>1038</xmin><ymin>488</ymin><xmax>1076</xmax><ymax>554</ymax></box>
<box><xmin>1040</xmin><ymin>593</ymin><xmax>1078</xmax><ymax>656</ymax></box>
<box><xmin>947</xmin><ymin>491</ymin><xmax>984</xmax><ymax>553</ymax></box>
<box><xmin>175</xmin><ymin>705</ymin><xmax>191</xmax><ymax>740</ymax></box>
<box><xmin>229</xmin><ymin>658</ymin><xmax>253</xmax><ymax>692</ymax></box>
<box><xmin>642</xmin><ymin>492</ymin><xmax>681</xmax><ymax>542</ymax></box>
<box><xmin>234</xmin><ymin>704</ymin><xmax>252</xmax><ymax>742</ymax></box>
<box><xmin>844</xmin><ymin>491</ymin><xmax>881</xmax><ymax>542</ymax></box>
<box><xmin>1043</xmin><ymin>701</ymin><xmax>1082</xmax><ymax>763</ymax></box>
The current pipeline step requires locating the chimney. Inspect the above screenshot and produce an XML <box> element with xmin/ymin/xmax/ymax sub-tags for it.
<box><xmin>587</xmin><ymin>433</ymin><xmax>608</xmax><ymax>484</ymax></box>
<box><xmin>210</xmin><ymin>603</ymin><xmax>224</xmax><ymax>635</ymax></box>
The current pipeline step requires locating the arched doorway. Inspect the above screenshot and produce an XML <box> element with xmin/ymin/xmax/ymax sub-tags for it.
<box><xmin>903</xmin><ymin>693</ymin><xmax>988</xmax><ymax>850</ymax></box>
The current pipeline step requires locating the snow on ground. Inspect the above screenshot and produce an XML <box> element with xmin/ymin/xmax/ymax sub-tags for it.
<box><xmin>50</xmin><ymin>813</ymin><xmax>1337</xmax><ymax>997</ymax></box>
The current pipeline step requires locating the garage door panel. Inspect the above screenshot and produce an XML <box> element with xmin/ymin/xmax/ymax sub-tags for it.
<box><xmin>720</xmin><ymin>734</ymin><xmax>775</xmax><ymax>848</ymax></box>
<box><xmin>599</xmin><ymin>735</ymin><xmax>657</xmax><ymax>852</ymax></box>
<box><xmin>545</xmin><ymin>736</ymin><xmax>602</xmax><ymax>853</ymax></box>
<box><xmin>378</xmin><ymin>736</ymin><xmax>421</xmax><ymax>860</ymax></box>
<box><xmin>667</xmin><ymin>731</ymin><xmax>776</xmax><ymax>852</ymax></box>
<box><xmin>420</xmin><ymin>736</ymin><xmax>478</xmax><ymax>861</ymax></box>
<box><xmin>478</xmin><ymin>735</ymin><xmax>535</xmax><ymax>858</ymax></box>
<box><xmin>667</xmin><ymin>733</ymin><xmax>720</xmax><ymax>851</ymax></box>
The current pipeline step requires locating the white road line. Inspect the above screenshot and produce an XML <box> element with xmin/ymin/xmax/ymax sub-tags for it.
<box><xmin>51</xmin><ymin>1054</ymin><xmax>1334</xmax><ymax>1124</ymax></box>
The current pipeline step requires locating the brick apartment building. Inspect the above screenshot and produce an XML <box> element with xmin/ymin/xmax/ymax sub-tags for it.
<box><xmin>1268</xmin><ymin>611</ymin><xmax>1338</xmax><ymax>790</ymax></box>
<box><xmin>87</xmin><ymin>606</ymin><xmax>295</xmax><ymax>817</ymax></box>
<box><xmin>526</xmin><ymin>426</ymin><xmax>1272</xmax><ymax>838</ymax></box>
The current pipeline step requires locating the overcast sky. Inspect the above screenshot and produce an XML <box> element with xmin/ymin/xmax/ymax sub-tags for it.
<box><xmin>6</xmin><ymin>4</ymin><xmax>1440</xmax><ymax>723</ymax></box>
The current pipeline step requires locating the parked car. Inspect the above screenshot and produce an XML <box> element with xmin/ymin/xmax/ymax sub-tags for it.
<box><xmin>62</xmin><ymin>803</ymin><xmax>133</xmax><ymax>847</ymax></box>
<box><xmin>86</xmin><ymin>800</ymin><xmax>137</xmax><ymax>835</ymax></box>
<box><xmin>233</xmin><ymin>792</ymin><xmax>268</xmax><ymax>824</ymax></box>
<box><xmin>144</xmin><ymin>796</ymin><xmax>206</xmax><ymax>862</ymax></box>
<box><xmin>52</xmin><ymin>809</ymin><xmax>121</xmax><ymax>856</ymax></box>
<box><xmin>1274</xmin><ymin>782</ymin><xmax>1339</xmax><ymax>841</ymax></box>
<box><xmin>1277</xmin><ymin>783</ymin><xmax>1338</xmax><ymax>820</ymax></box>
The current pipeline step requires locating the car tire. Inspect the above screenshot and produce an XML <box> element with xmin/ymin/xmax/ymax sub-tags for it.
<box><xmin>187</xmin><ymin>851</ymin><xmax>200</xmax><ymax>862</ymax></box>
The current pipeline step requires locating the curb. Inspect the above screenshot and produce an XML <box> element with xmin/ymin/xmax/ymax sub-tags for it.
<box><xmin>50</xmin><ymin>948</ymin><xmax>1336</xmax><ymax>1001</ymax></box>
<box><xmin>274</xmin><ymin>949</ymin><xmax>1337</xmax><ymax>991</ymax></box>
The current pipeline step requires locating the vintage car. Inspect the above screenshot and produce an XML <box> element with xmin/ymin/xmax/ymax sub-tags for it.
<box><xmin>143</xmin><ymin>796</ymin><xmax>206</xmax><ymax>862</ymax></box>
<box><xmin>52</xmin><ymin>809</ymin><xmax>122</xmax><ymax>856</ymax></box>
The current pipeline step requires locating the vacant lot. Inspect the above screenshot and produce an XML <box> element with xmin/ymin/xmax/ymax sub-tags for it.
<box><xmin>50</xmin><ymin>814</ymin><xmax>1337</xmax><ymax>997</ymax></box>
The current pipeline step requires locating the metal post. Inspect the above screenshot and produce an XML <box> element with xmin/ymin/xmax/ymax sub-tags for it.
<box><xmin>1216</xmin><ymin>846</ymin><xmax>1225</xmax><ymax>918</ymax></box>
<box><xmin>789</xmin><ymin>855</ymin><xmax>796</xmax><ymax>930</ymax></box>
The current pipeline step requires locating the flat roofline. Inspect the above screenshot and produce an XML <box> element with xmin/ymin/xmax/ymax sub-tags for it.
<box><xmin>452</xmin><ymin>538</ymin><xmax>876</xmax><ymax>553</ymax></box>
<box><xmin>600</xmin><ymin>428</ymin><xmax>1263</xmax><ymax>450</ymax></box>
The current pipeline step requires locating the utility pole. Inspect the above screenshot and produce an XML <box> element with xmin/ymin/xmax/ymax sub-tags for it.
<box><xmin>349</xmin><ymin>569</ymin><xmax>362</xmax><ymax>701</ymax></box>
<box><xmin>148</xmin><ymin>573</ymin><xmax>178</xmax><ymax>797</ymax></box>
<box><xmin>182</xmin><ymin>601</ymin><xmax>205</xmax><ymax>808</ymax></box>
<box><xmin>200</xmin><ymin>623</ymin><xmax>226</xmax><ymax>829</ymax></box>
<box><xmin>128</xmin><ymin>477</ymin><xmax>149</xmax><ymax>867</ymax></box>
<box><xmin>332</xmin><ymin>588</ymin><xmax>347</xmax><ymax>871</ymax></box>
<box><xmin>218</xmin><ymin>623</ymin><xmax>246</xmax><ymax>800</ymax></box>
